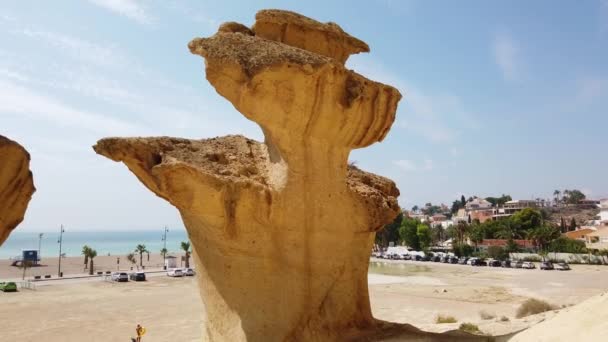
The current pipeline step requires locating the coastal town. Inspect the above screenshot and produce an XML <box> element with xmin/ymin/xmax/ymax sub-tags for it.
<box><xmin>375</xmin><ymin>190</ymin><xmax>608</xmax><ymax>262</ymax></box>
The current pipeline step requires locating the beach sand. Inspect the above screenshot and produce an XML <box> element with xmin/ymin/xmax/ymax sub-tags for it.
<box><xmin>1</xmin><ymin>259</ymin><xmax>607</xmax><ymax>341</ymax></box>
<box><xmin>0</xmin><ymin>253</ymin><xmax>187</xmax><ymax>279</ymax></box>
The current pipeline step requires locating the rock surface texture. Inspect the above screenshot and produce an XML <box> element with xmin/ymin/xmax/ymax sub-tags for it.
<box><xmin>94</xmin><ymin>10</ymin><xmax>500</xmax><ymax>342</ymax></box>
<box><xmin>509</xmin><ymin>291</ymin><xmax>608</xmax><ymax>342</ymax></box>
<box><xmin>0</xmin><ymin>135</ymin><xmax>35</xmax><ymax>245</ymax></box>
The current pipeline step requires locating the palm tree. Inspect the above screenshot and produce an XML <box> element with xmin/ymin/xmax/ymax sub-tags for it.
<box><xmin>134</xmin><ymin>244</ymin><xmax>148</xmax><ymax>267</ymax></box>
<box><xmin>181</xmin><ymin>241</ymin><xmax>191</xmax><ymax>268</ymax></box>
<box><xmin>127</xmin><ymin>253</ymin><xmax>137</xmax><ymax>269</ymax></box>
<box><xmin>87</xmin><ymin>248</ymin><xmax>97</xmax><ymax>275</ymax></box>
<box><xmin>82</xmin><ymin>245</ymin><xmax>91</xmax><ymax>269</ymax></box>
<box><xmin>553</xmin><ymin>190</ymin><xmax>560</xmax><ymax>205</ymax></box>
<box><xmin>160</xmin><ymin>247</ymin><xmax>168</xmax><ymax>259</ymax></box>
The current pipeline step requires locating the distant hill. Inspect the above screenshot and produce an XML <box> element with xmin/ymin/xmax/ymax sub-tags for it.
<box><xmin>546</xmin><ymin>206</ymin><xmax>599</xmax><ymax>228</ymax></box>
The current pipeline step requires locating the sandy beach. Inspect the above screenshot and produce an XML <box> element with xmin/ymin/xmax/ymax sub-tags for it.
<box><xmin>0</xmin><ymin>253</ymin><xmax>188</xmax><ymax>280</ymax></box>
<box><xmin>1</xmin><ymin>258</ymin><xmax>607</xmax><ymax>341</ymax></box>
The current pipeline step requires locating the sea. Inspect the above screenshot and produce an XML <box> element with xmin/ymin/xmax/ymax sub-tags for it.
<box><xmin>0</xmin><ymin>230</ymin><xmax>189</xmax><ymax>259</ymax></box>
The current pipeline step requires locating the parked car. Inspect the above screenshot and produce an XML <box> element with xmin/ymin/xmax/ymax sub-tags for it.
<box><xmin>129</xmin><ymin>272</ymin><xmax>146</xmax><ymax>281</ymax></box>
<box><xmin>413</xmin><ymin>255</ymin><xmax>422</xmax><ymax>261</ymax></box>
<box><xmin>540</xmin><ymin>261</ymin><xmax>554</xmax><ymax>270</ymax></box>
<box><xmin>476</xmin><ymin>259</ymin><xmax>488</xmax><ymax>266</ymax></box>
<box><xmin>522</xmin><ymin>262</ymin><xmax>536</xmax><ymax>269</ymax></box>
<box><xmin>0</xmin><ymin>282</ymin><xmax>17</xmax><ymax>292</ymax></box>
<box><xmin>167</xmin><ymin>268</ymin><xmax>184</xmax><ymax>277</ymax></box>
<box><xmin>501</xmin><ymin>260</ymin><xmax>512</xmax><ymax>268</ymax></box>
<box><xmin>449</xmin><ymin>256</ymin><xmax>459</xmax><ymax>264</ymax></box>
<box><xmin>467</xmin><ymin>257</ymin><xmax>477</xmax><ymax>265</ymax></box>
<box><xmin>420</xmin><ymin>255</ymin><xmax>431</xmax><ymax>262</ymax></box>
<box><xmin>514</xmin><ymin>260</ymin><xmax>524</xmax><ymax>269</ymax></box>
<box><xmin>431</xmin><ymin>255</ymin><xmax>441</xmax><ymax>262</ymax></box>
<box><xmin>111</xmin><ymin>272</ymin><xmax>129</xmax><ymax>282</ymax></box>
<box><xmin>402</xmin><ymin>254</ymin><xmax>411</xmax><ymax>260</ymax></box>
<box><xmin>183</xmin><ymin>268</ymin><xmax>195</xmax><ymax>276</ymax></box>
<box><xmin>488</xmin><ymin>259</ymin><xmax>502</xmax><ymax>267</ymax></box>
<box><xmin>458</xmin><ymin>257</ymin><xmax>468</xmax><ymax>265</ymax></box>
<box><xmin>554</xmin><ymin>262</ymin><xmax>571</xmax><ymax>271</ymax></box>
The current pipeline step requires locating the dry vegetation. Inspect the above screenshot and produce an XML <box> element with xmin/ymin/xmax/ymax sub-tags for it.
<box><xmin>516</xmin><ymin>298</ymin><xmax>556</xmax><ymax>318</ymax></box>
<box><xmin>459</xmin><ymin>322</ymin><xmax>482</xmax><ymax>334</ymax></box>
<box><xmin>479</xmin><ymin>310</ymin><xmax>496</xmax><ymax>320</ymax></box>
<box><xmin>435</xmin><ymin>314</ymin><xmax>457</xmax><ymax>324</ymax></box>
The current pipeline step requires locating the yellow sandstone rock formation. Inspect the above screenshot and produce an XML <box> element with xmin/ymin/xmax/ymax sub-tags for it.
<box><xmin>94</xmin><ymin>9</ymin><xmax>499</xmax><ymax>342</ymax></box>
<box><xmin>0</xmin><ymin>135</ymin><xmax>35</xmax><ymax>245</ymax></box>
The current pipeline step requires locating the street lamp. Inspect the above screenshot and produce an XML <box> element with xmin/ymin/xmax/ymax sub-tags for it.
<box><xmin>161</xmin><ymin>226</ymin><xmax>169</xmax><ymax>269</ymax></box>
<box><xmin>38</xmin><ymin>233</ymin><xmax>44</xmax><ymax>265</ymax></box>
<box><xmin>57</xmin><ymin>225</ymin><xmax>65</xmax><ymax>277</ymax></box>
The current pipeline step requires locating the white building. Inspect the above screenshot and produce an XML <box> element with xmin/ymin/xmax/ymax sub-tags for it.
<box><xmin>599</xmin><ymin>199</ymin><xmax>608</xmax><ymax>226</ymax></box>
<box><xmin>465</xmin><ymin>198</ymin><xmax>492</xmax><ymax>211</ymax></box>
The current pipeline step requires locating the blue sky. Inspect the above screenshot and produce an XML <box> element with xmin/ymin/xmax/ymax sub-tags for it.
<box><xmin>1</xmin><ymin>1</ymin><xmax>607</xmax><ymax>232</ymax></box>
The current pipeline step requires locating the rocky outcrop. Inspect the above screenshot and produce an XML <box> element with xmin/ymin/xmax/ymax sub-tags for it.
<box><xmin>510</xmin><ymin>291</ymin><xmax>608</xmax><ymax>342</ymax></box>
<box><xmin>0</xmin><ymin>136</ymin><xmax>35</xmax><ymax>245</ymax></box>
<box><xmin>94</xmin><ymin>9</ymin><xmax>498</xmax><ymax>342</ymax></box>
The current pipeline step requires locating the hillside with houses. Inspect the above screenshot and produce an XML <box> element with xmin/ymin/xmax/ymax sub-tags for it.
<box><xmin>376</xmin><ymin>190</ymin><xmax>608</xmax><ymax>261</ymax></box>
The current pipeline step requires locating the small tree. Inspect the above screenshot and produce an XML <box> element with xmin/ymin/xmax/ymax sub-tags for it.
<box><xmin>134</xmin><ymin>244</ymin><xmax>149</xmax><ymax>267</ymax></box>
<box><xmin>87</xmin><ymin>248</ymin><xmax>97</xmax><ymax>275</ymax></box>
<box><xmin>127</xmin><ymin>253</ymin><xmax>137</xmax><ymax>269</ymax></box>
<box><xmin>160</xmin><ymin>248</ymin><xmax>168</xmax><ymax>260</ymax></box>
<box><xmin>417</xmin><ymin>224</ymin><xmax>432</xmax><ymax>251</ymax></box>
<box><xmin>82</xmin><ymin>245</ymin><xmax>91</xmax><ymax>270</ymax></box>
<box><xmin>181</xmin><ymin>241</ymin><xmax>191</xmax><ymax>268</ymax></box>
<box><xmin>569</xmin><ymin>218</ymin><xmax>577</xmax><ymax>231</ymax></box>
<box><xmin>19</xmin><ymin>260</ymin><xmax>33</xmax><ymax>280</ymax></box>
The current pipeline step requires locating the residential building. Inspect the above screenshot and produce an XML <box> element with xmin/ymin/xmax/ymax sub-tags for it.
<box><xmin>502</xmin><ymin>200</ymin><xmax>538</xmax><ymax>215</ymax></box>
<box><xmin>585</xmin><ymin>227</ymin><xmax>608</xmax><ymax>251</ymax></box>
<box><xmin>465</xmin><ymin>198</ymin><xmax>492</xmax><ymax>211</ymax></box>
<box><xmin>599</xmin><ymin>199</ymin><xmax>608</xmax><ymax>226</ymax></box>
<box><xmin>563</xmin><ymin>227</ymin><xmax>597</xmax><ymax>241</ymax></box>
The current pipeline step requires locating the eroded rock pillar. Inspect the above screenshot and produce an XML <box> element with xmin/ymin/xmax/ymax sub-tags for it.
<box><xmin>95</xmin><ymin>9</ymin><xmax>403</xmax><ymax>342</ymax></box>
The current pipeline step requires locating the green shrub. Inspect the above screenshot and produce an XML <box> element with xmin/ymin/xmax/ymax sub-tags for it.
<box><xmin>435</xmin><ymin>314</ymin><xmax>457</xmax><ymax>324</ymax></box>
<box><xmin>479</xmin><ymin>310</ymin><xmax>495</xmax><ymax>320</ymax></box>
<box><xmin>516</xmin><ymin>298</ymin><xmax>556</xmax><ymax>318</ymax></box>
<box><xmin>487</xmin><ymin>246</ymin><xmax>507</xmax><ymax>260</ymax></box>
<box><xmin>459</xmin><ymin>323</ymin><xmax>482</xmax><ymax>334</ymax></box>
<box><xmin>547</xmin><ymin>237</ymin><xmax>587</xmax><ymax>254</ymax></box>
<box><xmin>452</xmin><ymin>243</ymin><xmax>474</xmax><ymax>257</ymax></box>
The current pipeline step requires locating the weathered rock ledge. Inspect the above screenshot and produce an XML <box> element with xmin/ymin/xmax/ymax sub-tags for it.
<box><xmin>0</xmin><ymin>135</ymin><xmax>35</xmax><ymax>245</ymax></box>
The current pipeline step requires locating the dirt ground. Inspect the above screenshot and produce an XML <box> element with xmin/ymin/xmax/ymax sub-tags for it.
<box><xmin>1</xmin><ymin>259</ymin><xmax>607</xmax><ymax>341</ymax></box>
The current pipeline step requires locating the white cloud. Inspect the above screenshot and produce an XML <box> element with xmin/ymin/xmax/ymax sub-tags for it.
<box><xmin>493</xmin><ymin>32</ymin><xmax>520</xmax><ymax>81</ymax></box>
<box><xmin>0</xmin><ymin>79</ymin><xmax>147</xmax><ymax>136</ymax></box>
<box><xmin>15</xmin><ymin>29</ymin><xmax>126</xmax><ymax>68</ymax></box>
<box><xmin>449</xmin><ymin>147</ymin><xmax>461</xmax><ymax>157</ymax></box>
<box><xmin>393</xmin><ymin>159</ymin><xmax>417</xmax><ymax>172</ymax></box>
<box><xmin>393</xmin><ymin>158</ymin><xmax>433</xmax><ymax>172</ymax></box>
<box><xmin>87</xmin><ymin>0</ymin><xmax>152</xmax><ymax>24</ymax></box>
<box><xmin>575</xmin><ymin>76</ymin><xmax>608</xmax><ymax>103</ymax></box>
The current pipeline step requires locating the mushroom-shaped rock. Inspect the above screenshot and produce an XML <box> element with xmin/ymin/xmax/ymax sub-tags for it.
<box><xmin>0</xmin><ymin>136</ymin><xmax>35</xmax><ymax>245</ymax></box>
<box><xmin>253</xmin><ymin>9</ymin><xmax>369</xmax><ymax>64</ymax></box>
<box><xmin>94</xmin><ymin>9</ymin><xmax>499</xmax><ymax>342</ymax></box>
